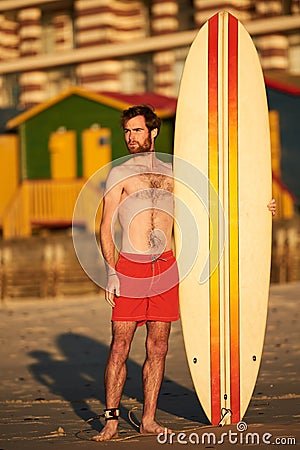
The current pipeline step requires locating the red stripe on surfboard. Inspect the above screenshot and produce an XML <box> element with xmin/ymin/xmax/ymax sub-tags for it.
<box><xmin>228</xmin><ymin>13</ymin><xmax>241</xmax><ymax>423</ymax></box>
<box><xmin>208</xmin><ymin>12</ymin><xmax>221</xmax><ymax>426</ymax></box>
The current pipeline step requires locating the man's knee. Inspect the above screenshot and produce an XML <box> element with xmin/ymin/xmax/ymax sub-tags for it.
<box><xmin>109</xmin><ymin>321</ymin><xmax>136</xmax><ymax>363</ymax></box>
<box><xmin>109</xmin><ymin>336</ymin><xmax>131</xmax><ymax>363</ymax></box>
<box><xmin>146</xmin><ymin>321</ymin><xmax>170</xmax><ymax>360</ymax></box>
<box><xmin>147</xmin><ymin>336</ymin><xmax>169</xmax><ymax>360</ymax></box>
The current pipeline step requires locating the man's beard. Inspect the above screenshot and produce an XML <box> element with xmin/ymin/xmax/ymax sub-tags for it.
<box><xmin>127</xmin><ymin>135</ymin><xmax>152</xmax><ymax>153</ymax></box>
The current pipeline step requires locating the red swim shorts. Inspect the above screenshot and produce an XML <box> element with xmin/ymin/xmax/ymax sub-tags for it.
<box><xmin>111</xmin><ymin>250</ymin><xmax>180</xmax><ymax>326</ymax></box>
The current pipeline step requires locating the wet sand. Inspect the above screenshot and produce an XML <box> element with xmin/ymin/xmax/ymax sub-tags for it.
<box><xmin>0</xmin><ymin>282</ymin><xmax>299</xmax><ymax>449</ymax></box>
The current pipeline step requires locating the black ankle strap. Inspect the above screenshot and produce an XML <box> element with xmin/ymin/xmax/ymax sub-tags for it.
<box><xmin>103</xmin><ymin>408</ymin><xmax>120</xmax><ymax>421</ymax></box>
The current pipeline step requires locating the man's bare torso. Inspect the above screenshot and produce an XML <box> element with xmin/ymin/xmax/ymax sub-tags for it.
<box><xmin>108</xmin><ymin>154</ymin><xmax>174</xmax><ymax>254</ymax></box>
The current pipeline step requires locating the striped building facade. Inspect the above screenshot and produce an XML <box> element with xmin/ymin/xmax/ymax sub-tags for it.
<box><xmin>0</xmin><ymin>13</ymin><xmax>19</xmax><ymax>106</ymax></box>
<box><xmin>18</xmin><ymin>8</ymin><xmax>46</xmax><ymax>107</ymax></box>
<box><xmin>151</xmin><ymin>0</ymin><xmax>178</xmax><ymax>96</ymax></box>
<box><xmin>75</xmin><ymin>0</ymin><xmax>147</xmax><ymax>92</ymax></box>
<box><xmin>0</xmin><ymin>0</ymin><xmax>299</xmax><ymax>108</ymax></box>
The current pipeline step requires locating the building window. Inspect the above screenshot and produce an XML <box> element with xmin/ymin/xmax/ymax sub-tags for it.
<box><xmin>289</xmin><ymin>34</ymin><xmax>300</xmax><ymax>74</ymax></box>
<box><xmin>178</xmin><ymin>0</ymin><xmax>195</xmax><ymax>31</ymax></box>
<box><xmin>41</xmin><ymin>9</ymin><xmax>74</xmax><ymax>54</ymax></box>
<box><xmin>41</xmin><ymin>14</ymin><xmax>55</xmax><ymax>54</ymax></box>
<box><xmin>45</xmin><ymin>66</ymin><xmax>77</xmax><ymax>98</ymax></box>
<box><xmin>2</xmin><ymin>73</ymin><xmax>20</xmax><ymax>108</ymax></box>
<box><xmin>120</xmin><ymin>56</ymin><xmax>152</xmax><ymax>93</ymax></box>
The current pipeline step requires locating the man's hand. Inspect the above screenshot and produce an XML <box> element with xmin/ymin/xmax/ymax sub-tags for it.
<box><xmin>105</xmin><ymin>274</ymin><xmax>120</xmax><ymax>307</ymax></box>
<box><xmin>267</xmin><ymin>198</ymin><xmax>276</xmax><ymax>216</ymax></box>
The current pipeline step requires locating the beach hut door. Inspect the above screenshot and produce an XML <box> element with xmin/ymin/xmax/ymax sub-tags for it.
<box><xmin>48</xmin><ymin>129</ymin><xmax>77</xmax><ymax>179</ymax></box>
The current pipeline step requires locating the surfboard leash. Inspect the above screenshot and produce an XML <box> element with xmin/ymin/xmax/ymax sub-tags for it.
<box><xmin>76</xmin><ymin>407</ymin><xmax>206</xmax><ymax>442</ymax></box>
<box><xmin>75</xmin><ymin>408</ymin><xmax>156</xmax><ymax>442</ymax></box>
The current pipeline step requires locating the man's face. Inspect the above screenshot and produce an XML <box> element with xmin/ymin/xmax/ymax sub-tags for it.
<box><xmin>123</xmin><ymin>115</ymin><xmax>152</xmax><ymax>154</ymax></box>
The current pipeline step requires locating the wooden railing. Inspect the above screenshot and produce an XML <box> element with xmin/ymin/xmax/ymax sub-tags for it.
<box><xmin>2</xmin><ymin>183</ymin><xmax>31</xmax><ymax>239</ymax></box>
<box><xmin>2</xmin><ymin>179</ymin><xmax>86</xmax><ymax>240</ymax></box>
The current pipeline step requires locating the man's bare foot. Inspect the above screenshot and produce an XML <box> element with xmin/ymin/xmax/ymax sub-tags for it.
<box><xmin>140</xmin><ymin>419</ymin><xmax>172</xmax><ymax>435</ymax></box>
<box><xmin>91</xmin><ymin>421</ymin><xmax>118</xmax><ymax>441</ymax></box>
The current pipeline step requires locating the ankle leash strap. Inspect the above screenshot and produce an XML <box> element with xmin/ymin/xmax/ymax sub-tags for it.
<box><xmin>103</xmin><ymin>408</ymin><xmax>120</xmax><ymax>421</ymax></box>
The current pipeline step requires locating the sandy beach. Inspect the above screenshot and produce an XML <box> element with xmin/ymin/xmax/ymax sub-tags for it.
<box><xmin>0</xmin><ymin>282</ymin><xmax>299</xmax><ymax>449</ymax></box>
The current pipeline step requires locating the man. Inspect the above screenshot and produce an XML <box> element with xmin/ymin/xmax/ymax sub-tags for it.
<box><xmin>93</xmin><ymin>105</ymin><xmax>276</xmax><ymax>442</ymax></box>
<box><xmin>93</xmin><ymin>105</ymin><xmax>179</xmax><ymax>441</ymax></box>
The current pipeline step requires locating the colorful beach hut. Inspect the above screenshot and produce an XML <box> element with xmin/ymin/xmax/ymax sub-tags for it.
<box><xmin>1</xmin><ymin>87</ymin><xmax>176</xmax><ymax>239</ymax></box>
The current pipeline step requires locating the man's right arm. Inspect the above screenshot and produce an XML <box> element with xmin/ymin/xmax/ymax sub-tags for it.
<box><xmin>100</xmin><ymin>170</ymin><xmax>123</xmax><ymax>306</ymax></box>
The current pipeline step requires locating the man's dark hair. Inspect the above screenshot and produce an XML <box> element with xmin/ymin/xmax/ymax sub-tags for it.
<box><xmin>120</xmin><ymin>105</ymin><xmax>161</xmax><ymax>136</ymax></box>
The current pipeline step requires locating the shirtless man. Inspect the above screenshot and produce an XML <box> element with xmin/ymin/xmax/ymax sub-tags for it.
<box><xmin>93</xmin><ymin>105</ymin><xmax>179</xmax><ymax>441</ymax></box>
<box><xmin>93</xmin><ymin>105</ymin><xmax>277</xmax><ymax>442</ymax></box>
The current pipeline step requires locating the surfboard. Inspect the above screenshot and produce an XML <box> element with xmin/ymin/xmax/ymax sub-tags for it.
<box><xmin>174</xmin><ymin>11</ymin><xmax>272</xmax><ymax>425</ymax></box>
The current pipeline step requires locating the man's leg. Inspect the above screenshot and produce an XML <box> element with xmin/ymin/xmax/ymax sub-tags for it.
<box><xmin>92</xmin><ymin>321</ymin><xmax>137</xmax><ymax>441</ymax></box>
<box><xmin>140</xmin><ymin>321</ymin><xmax>171</xmax><ymax>434</ymax></box>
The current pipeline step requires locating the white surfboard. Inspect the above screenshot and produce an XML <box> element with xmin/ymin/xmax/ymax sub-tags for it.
<box><xmin>174</xmin><ymin>11</ymin><xmax>272</xmax><ymax>425</ymax></box>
